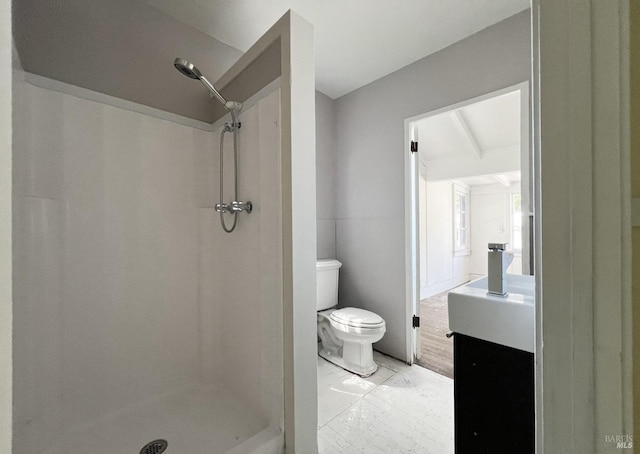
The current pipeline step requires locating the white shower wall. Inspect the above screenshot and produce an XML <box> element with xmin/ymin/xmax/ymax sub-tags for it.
<box><xmin>13</xmin><ymin>76</ymin><xmax>283</xmax><ymax>452</ymax></box>
<box><xmin>205</xmin><ymin>87</ymin><xmax>284</xmax><ymax>425</ymax></box>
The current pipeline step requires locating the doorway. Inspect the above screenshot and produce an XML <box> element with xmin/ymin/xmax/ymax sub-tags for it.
<box><xmin>405</xmin><ymin>82</ymin><xmax>531</xmax><ymax>371</ymax></box>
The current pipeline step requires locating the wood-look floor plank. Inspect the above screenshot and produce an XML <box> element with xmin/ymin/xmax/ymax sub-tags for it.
<box><xmin>416</xmin><ymin>291</ymin><xmax>454</xmax><ymax>378</ymax></box>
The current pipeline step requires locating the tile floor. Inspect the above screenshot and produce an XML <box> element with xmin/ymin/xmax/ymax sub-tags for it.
<box><xmin>317</xmin><ymin>350</ymin><xmax>454</xmax><ymax>454</ymax></box>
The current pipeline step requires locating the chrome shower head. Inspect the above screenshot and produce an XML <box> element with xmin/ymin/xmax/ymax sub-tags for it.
<box><xmin>174</xmin><ymin>58</ymin><xmax>202</xmax><ymax>80</ymax></box>
<box><xmin>173</xmin><ymin>57</ymin><xmax>242</xmax><ymax>113</ymax></box>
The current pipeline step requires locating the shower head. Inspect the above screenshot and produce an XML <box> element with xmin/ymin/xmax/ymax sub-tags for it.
<box><xmin>173</xmin><ymin>57</ymin><xmax>242</xmax><ymax>113</ymax></box>
<box><xmin>174</xmin><ymin>58</ymin><xmax>202</xmax><ymax>80</ymax></box>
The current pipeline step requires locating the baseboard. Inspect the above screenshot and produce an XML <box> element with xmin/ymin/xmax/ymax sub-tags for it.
<box><xmin>420</xmin><ymin>275</ymin><xmax>470</xmax><ymax>299</ymax></box>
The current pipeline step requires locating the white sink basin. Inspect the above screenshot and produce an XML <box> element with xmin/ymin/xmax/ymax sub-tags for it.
<box><xmin>448</xmin><ymin>274</ymin><xmax>535</xmax><ymax>353</ymax></box>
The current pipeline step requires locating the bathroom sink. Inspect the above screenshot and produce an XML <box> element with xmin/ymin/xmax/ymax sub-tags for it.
<box><xmin>448</xmin><ymin>274</ymin><xmax>535</xmax><ymax>353</ymax></box>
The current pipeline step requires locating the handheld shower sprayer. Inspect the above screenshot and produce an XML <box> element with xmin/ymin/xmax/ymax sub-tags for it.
<box><xmin>173</xmin><ymin>58</ymin><xmax>242</xmax><ymax>113</ymax></box>
<box><xmin>173</xmin><ymin>57</ymin><xmax>250</xmax><ymax>233</ymax></box>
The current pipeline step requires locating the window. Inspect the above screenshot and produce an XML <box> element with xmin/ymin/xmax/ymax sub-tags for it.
<box><xmin>453</xmin><ymin>186</ymin><xmax>470</xmax><ymax>255</ymax></box>
<box><xmin>511</xmin><ymin>192</ymin><xmax>522</xmax><ymax>253</ymax></box>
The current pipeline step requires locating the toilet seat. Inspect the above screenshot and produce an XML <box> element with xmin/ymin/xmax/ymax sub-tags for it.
<box><xmin>329</xmin><ymin>307</ymin><xmax>385</xmax><ymax>329</ymax></box>
<box><xmin>329</xmin><ymin>308</ymin><xmax>386</xmax><ymax>336</ymax></box>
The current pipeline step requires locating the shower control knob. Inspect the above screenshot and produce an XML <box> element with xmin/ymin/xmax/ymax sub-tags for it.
<box><xmin>215</xmin><ymin>203</ymin><xmax>229</xmax><ymax>213</ymax></box>
<box><xmin>230</xmin><ymin>201</ymin><xmax>252</xmax><ymax>213</ymax></box>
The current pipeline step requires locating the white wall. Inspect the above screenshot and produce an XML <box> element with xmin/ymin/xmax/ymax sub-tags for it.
<box><xmin>12</xmin><ymin>82</ymin><xmax>206</xmax><ymax>452</ymax></box>
<box><xmin>212</xmin><ymin>89</ymin><xmax>284</xmax><ymax>426</ymax></box>
<box><xmin>285</xmin><ymin>13</ymin><xmax>318</xmax><ymax>451</ymax></box>
<box><xmin>13</xmin><ymin>0</ymin><xmax>244</xmax><ymax>124</ymax></box>
<box><xmin>469</xmin><ymin>182</ymin><xmax>522</xmax><ymax>278</ymax></box>
<box><xmin>316</xmin><ymin>91</ymin><xmax>336</xmax><ymax>259</ymax></box>
<box><xmin>420</xmin><ymin>180</ymin><xmax>470</xmax><ymax>298</ymax></box>
<box><xmin>334</xmin><ymin>10</ymin><xmax>531</xmax><ymax>360</ymax></box>
<box><xmin>12</xmin><ymin>79</ymin><xmax>284</xmax><ymax>452</ymax></box>
<box><xmin>0</xmin><ymin>0</ymin><xmax>11</xmax><ymax>450</ymax></box>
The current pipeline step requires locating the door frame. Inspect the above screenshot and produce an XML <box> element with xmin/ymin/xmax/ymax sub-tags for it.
<box><xmin>403</xmin><ymin>81</ymin><xmax>530</xmax><ymax>364</ymax></box>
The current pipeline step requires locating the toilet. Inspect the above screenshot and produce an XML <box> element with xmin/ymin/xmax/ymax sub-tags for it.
<box><xmin>316</xmin><ymin>259</ymin><xmax>386</xmax><ymax>377</ymax></box>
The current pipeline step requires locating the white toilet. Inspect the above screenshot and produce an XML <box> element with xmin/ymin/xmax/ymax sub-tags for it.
<box><xmin>316</xmin><ymin>259</ymin><xmax>386</xmax><ymax>377</ymax></box>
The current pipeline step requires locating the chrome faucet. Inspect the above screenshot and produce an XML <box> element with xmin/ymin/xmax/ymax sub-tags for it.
<box><xmin>487</xmin><ymin>243</ymin><xmax>514</xmax><ymax>297</ymax></box>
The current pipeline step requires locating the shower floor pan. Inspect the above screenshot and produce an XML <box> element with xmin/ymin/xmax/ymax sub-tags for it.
<box><xmin>47</xmin><ymin>385</ymin><xmax>282</xmax><ymax>454</ymax></box>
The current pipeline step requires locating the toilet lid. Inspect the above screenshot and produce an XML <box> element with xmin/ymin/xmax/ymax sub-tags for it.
<box><xmin>330</xmin><ymin>308</ymin><xmax>384</xmax><ymax>328</ymax></box>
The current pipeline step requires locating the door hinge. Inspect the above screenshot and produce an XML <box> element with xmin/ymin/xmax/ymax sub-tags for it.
<box><xmin>412</xmin><ymin>315</ymin><xmax>420</xmax><ymax>328</ymax></box>
<box><xmin>410</xmin><ymin>141</ymin><xmax>418</xmax><ymax>153</ymax></box>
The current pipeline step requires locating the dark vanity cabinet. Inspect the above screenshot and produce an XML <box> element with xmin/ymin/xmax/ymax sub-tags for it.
<box><xmin>453</xmin><ymin>333</ymin><xmax>534</xmax><ymax>454</ymax></box>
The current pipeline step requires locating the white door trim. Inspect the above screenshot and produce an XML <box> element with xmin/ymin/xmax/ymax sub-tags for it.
<box><xmin>533</xmin><ymin>1</ymin><xmax>632</xmax><ymax>452</ymax></box>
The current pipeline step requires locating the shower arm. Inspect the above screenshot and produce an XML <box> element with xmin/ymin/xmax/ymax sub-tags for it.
<box><xmin>198</xmin><ymin>76</ymin><xmax>242</xmax><ymax>113</ymax></box>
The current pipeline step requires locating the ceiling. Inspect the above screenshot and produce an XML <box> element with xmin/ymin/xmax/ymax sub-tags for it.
<box><xmin>417</xmin><ymin>90</ymin><xmax>521</xmax><ymax>186</ymax></box>
<box><xmin>145</xmin><ymin>0</ymin><xmax>530</xmax><ymax>99</ymax></box>
<box><xmin>417</xmin><ymin>90</ymin><xmax>520</xmax><ymax>162</ymax></box>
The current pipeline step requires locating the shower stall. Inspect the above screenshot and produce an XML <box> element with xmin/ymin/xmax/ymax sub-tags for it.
<box><xmin>12</xmin><ymin>71</ymin><xmax>283</xmax><ymax>454</ymax></box>
<box><xmin>11</xmin><ymin>5</ymin><xmax>318</xmax><ymax>454</ymax></box>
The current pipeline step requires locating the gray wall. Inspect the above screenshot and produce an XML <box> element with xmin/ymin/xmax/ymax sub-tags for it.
<box><xmin>13</xmin><ymin>0</ymin><xmax>243</xmax><ymax>123</ymax></box>
<box><xmin>334</xmin><ymin>10</ymin><xmax>531</xmax><ymax>360</ymax></box>
<box><xmin>316</xmin><ymin>91</ymin><xmax>337</xmax><ymax>259</ymax></box>
<box><xmin>0</xmin><ymin>0</ymin><xmax>11</xmax><ymax>449</ymax></box>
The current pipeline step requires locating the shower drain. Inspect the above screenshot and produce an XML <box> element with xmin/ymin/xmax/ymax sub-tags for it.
<box><xmin>140</xmin><ymin>439</ymin><xmax>168</xmax><ymax>454</ymax></box>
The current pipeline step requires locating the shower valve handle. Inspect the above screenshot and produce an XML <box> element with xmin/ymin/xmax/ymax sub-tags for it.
<box><xmin>215</xmin><ymin>203</ymin><xmax>229</xmax><ymax>213</ymax></box>
<box><xmin>230</xmin><ymin>201</ymin><xmax>253</xmax><ymax>213</ymax></box>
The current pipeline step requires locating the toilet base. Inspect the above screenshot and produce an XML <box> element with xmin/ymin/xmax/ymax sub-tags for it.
<box><xmin>318</xmin><ymin>344</ymin><xmax>378</xmax><ymax>377</ymax></box>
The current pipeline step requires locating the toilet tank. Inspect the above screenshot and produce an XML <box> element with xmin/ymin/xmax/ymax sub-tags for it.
<box><xmin>316</xmin><ymin>259</ymin><xmax>342</xmax><ymax>311</ymax></box>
